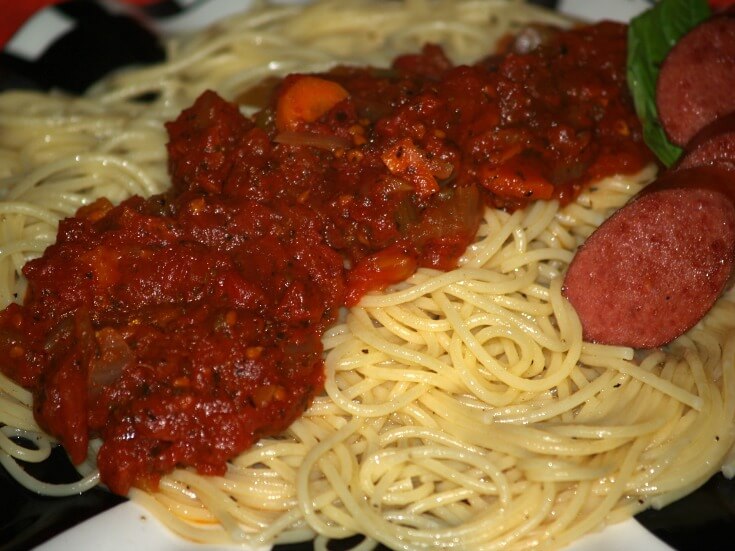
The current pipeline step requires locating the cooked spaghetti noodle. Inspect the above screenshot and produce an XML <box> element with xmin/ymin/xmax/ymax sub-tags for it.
<box><xmin>1</xmin><ymin>1</ymin><xmax>734</xmax><ymax>550</ymax></box>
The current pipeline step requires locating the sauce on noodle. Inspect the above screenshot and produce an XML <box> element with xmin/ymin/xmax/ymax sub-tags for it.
<box><xmin>0</xmin><ymin>21</ymin><xmax>652</xmax><ymax>495</ymax></box>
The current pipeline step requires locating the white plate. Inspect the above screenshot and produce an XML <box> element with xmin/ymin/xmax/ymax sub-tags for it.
<box><xmin>11</xmin><ymin>1</ymin><xmax>681</xmax><ymax>550</ymax></box>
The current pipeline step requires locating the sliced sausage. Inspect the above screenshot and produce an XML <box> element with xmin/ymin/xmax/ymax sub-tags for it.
<box><xmin>656</xmin><ymin>15</ymin><xmax>735</xmax><ymax>147</ymax></box>
<box><xmin>675</xmin><ymin>111</ymin><xmax>735</xmax><ymax>171</ymax></box>
<box><xmin>562</xmin><ymin>166</ymin><xmax>735</xmax><ymax>349</ymax></box>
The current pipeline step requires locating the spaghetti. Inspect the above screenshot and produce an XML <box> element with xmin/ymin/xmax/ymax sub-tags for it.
<box><xmin>0</xmin><ymin>1</ymin><xmax>733</xmax><ymax>550</ymax></box>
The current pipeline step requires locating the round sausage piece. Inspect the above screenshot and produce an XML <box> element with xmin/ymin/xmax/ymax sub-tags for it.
<box><xmin>562</xmin><ymin>166</ymin><xmax>735</xmax><ymax>349</ymax></box>
<box><xmin>675</xmin><ymin>111</ymin><xmax>735</xmax><ymax>171</ymax></box>
<box><xmin>656</xmin><ymin>16</ymin><xmax>735</xmax><ymax>148</ymax></box>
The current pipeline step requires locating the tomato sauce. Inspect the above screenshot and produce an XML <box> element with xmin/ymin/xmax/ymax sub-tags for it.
<box><xmin>0</xmin><ymin>21</ymin><xmax>652</xmax><ymax>495</ymax></box>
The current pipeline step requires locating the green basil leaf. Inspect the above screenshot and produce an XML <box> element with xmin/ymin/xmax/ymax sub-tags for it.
<box><xmin>627</xmin><ymin>0</ymin><xmax>711</xmax><ymax>167</ymax></box>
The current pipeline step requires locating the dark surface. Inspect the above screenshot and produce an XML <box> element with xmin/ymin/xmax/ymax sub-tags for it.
<box><xmin>0</xmin><ymin>446</ymin><xmax>125</xmax><ymax>551</ymax></box>
<box><xmin>0</xmin><ymin>1</ymin><xmax>733</xmax><ymax>551</ymax></box>
<box><xmin>0</xmin><ymin>2</ymin><xmax>165</xmax><ymax>93</ymax></box>
<box><xmin>636</xmin><ymin>473</ymin><xmax>735</xmax><ymax>550</ymax></box>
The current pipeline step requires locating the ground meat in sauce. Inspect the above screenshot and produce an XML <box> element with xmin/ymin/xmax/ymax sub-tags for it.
<box><xmin>0</xmin><ymin>21</ymin><xmax>653</xmax><ymax>495</ymax></box>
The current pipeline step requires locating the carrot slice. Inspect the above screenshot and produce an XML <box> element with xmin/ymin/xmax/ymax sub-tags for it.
<box><xmin>275</xmin><ymin>75</ymin><xmax>349</xmax><ymax>131</ymax></box>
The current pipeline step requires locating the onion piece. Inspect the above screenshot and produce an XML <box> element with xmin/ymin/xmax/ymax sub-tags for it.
<box><xmin>88</xmin><ymin>327</ymin><xmax>132</xmax><ymax>394</ymax></box>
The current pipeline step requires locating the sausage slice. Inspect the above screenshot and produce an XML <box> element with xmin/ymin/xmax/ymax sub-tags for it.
<box><xmin>676</xmin><ymin>111</ymin><xmax>735</xmax><ymax>171</ymax></box>
<box><xmin>562</xmin><ymin>166</ymin><xmax>735</xmax><ymax>348</ymax></box>
<box><xmin>656</xmin><ymin>16</ymin><xmax>735</xmax><ymax>147</ymax></box>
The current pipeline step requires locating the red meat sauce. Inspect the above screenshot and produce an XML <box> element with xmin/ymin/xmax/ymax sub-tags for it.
<box><xmin>0</xmin><ymin>21</ymin><xmax>652</xmax><ymax>495</ymax></box>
